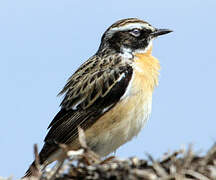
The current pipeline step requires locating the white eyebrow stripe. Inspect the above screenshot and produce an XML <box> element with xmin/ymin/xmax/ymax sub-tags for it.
<box><xmin>110</xmin><ymin>23</ymin><xmax>154</xmax><ymax>32</ymax></box>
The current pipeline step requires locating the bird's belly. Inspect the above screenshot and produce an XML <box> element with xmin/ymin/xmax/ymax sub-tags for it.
<box><xmin>85</xmin><ymin>86</ymin><xmax>152</xmax><ymax>156</ymax></box>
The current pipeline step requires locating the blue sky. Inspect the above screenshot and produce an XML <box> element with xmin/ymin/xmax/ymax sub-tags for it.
<box><xmin>1</xmin><ymin>0</ymin><xmax>216</xmax><ymax>178</ymax></box>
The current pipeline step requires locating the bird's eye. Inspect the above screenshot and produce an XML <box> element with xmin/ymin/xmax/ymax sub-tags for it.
<box><xmin>130</xmin><ymin>29</ymin><xmax>141</xmax><ymax>37</ymax></box>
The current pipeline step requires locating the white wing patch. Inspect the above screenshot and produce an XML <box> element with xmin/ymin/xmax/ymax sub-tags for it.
<box><xmin>101</xmin><ymin>104</ymin><xmax>114</xmax><ymax>113</ymax></box>
<box><xmin>120</xmin><ymin>71</ymin><xmax>134</xmax><ymax>100</ymax></box>
<box><xmin>117</xmin><ymin>73</ymin><xmax>126</xmax><ymax>82</ymax></box>
<box><xmin>72</xmin><ymin>98</ymin><xmax>85</xmax><ymax>110</ymax></box>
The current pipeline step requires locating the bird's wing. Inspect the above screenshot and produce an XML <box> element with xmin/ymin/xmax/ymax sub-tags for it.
<box><xmin>44</xmin><ymin>56</ymin><xmax>133</xmax><ymax>146</ymax></box>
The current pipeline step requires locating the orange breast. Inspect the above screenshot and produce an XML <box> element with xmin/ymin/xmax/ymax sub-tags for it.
<box><xmin>133</xmin><ymin>45</ymin><xmax>160</xmax><ymax>91</ymax></box>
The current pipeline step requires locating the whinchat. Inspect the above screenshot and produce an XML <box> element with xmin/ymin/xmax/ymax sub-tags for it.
<box><xmin>24</xmin><ymin>18</ymin><xmax>172</xmax><ymax>177</ymax></box>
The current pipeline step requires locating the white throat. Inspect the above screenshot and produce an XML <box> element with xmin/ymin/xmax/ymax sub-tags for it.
<box><xmin>120</xmin><ymin>47</ymin><xmax>133</xmax><ymax>59</ymax></box>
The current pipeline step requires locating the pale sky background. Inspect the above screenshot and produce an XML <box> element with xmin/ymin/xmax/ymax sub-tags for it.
<box><xmin>1</xmin><ymin>0</ymin><xmax>216</xmax><ymax>178</ymax></box>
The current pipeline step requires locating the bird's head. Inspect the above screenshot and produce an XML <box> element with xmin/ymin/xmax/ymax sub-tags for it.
<box><xmin>98</xmin><ymin>18</ymin><xmax>172</xmax><ymax>56</ymax></box>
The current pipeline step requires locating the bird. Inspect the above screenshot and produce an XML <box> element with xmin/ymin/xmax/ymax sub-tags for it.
<box><xmin>24</xmin><ymin>18</ymin><xmax>172</xmax><ymax>177</ymax></box>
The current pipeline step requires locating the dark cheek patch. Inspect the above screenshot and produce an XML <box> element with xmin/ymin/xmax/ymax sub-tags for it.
<box><xmin>108</xmin><ymin>31</ymin><xmax>151</xmax><ymax>52</ymax></box>
<box><xmin>132</xmin><ymin>39</ymin><xmax>149</xmax><ymax>51</ymax></box>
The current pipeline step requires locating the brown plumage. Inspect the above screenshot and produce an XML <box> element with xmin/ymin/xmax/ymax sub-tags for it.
<box><xmin>24</xmin><ymin>18</ymin><xmax>172</xmax><ymax>178</ymax></box>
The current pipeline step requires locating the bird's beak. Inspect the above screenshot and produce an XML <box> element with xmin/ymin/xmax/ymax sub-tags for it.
<box><xmin>150</xmin><ymin>28</ymin><xmax>173</xmax><ymax>38</ymax></box>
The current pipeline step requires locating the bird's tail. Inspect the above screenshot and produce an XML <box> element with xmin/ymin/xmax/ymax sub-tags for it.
<box><xmin>22</xmin><ymin>161</ymin><xmax>39</xmax><ymax>178</ymax></box>
<box><xmin>23</xmin><ymin>143</ymin><xmax>59</xmax><ymax>178</ymax></box>
<box><xmin>22</xmin><ymin>144</ymin><xmax>43</xmax><ymax>179</ymax></box>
